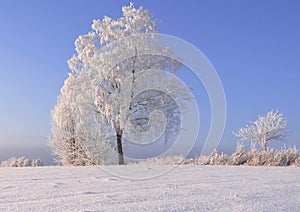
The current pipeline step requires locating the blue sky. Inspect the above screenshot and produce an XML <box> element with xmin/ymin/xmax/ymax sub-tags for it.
<box><xmin>0</xmin><ymin>0</ymin><xmax>299</xmax><ymax>164</ymax></box>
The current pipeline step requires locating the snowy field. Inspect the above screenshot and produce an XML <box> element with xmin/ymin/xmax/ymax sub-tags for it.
<box><xmin>0</xmin><ymin>165</ymin><xmax>299</xmax><ymax>211</ymax></box>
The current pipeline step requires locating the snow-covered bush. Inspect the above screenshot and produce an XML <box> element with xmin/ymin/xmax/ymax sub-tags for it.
<box><xmin>194</xmin><ymin>155</ymin><xmax>211</xmax><ymax>165</ymax></box>
<box><xmin>112</xmin><ymin>145</ymin><xmax>300</xmax><ymax>166</ymax></box>
<box><xmin>1</xmin><ymin>157</ymin><xmax>43</xmax><ymax>167</ymax></box>
<box><xmin>193</xmin><ymin>145</ymin><xmax>300</xmax><ymax>167</ymax></box>
<box><xmin>239</xmin><ymin>146</ymin><xmax>300</xmax><ymax>166</ymax></box>
<box><xmin>229</xmin><ymin>142</ymin><xmax>248</xmax><ymax>165</ymax></box>
<box><xmin>272</xmin><ymin>147</ymin><xmax>300</xmax><ymax>166</ymax></box>
<box><xmin>194</xmin><ymin>150</ymin><xmax>229</xmax><ymax>165</ymax></box>
<box><xmin>245</xmin><ymin>149</ymin><xmax>274</xmax><ymax>166</ymax></box>
<box><xmin>129</xmin><ymin>144</ymin><xmax>300</xmax><ymax>166</ymax></box>
<box><xmin>211</xmin><ymin>151</ymin><xmax>230</xmax><ymax>165</ymax></box>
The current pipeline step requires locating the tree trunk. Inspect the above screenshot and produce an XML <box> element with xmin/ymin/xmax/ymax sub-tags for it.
<box><xmin>262</xmin><ymin>140</ymin><xmax>267</xmax><ymax>151</ymax></box>
<box><xmin>117</xmin><ymin>132</ymin><xmax>124</xmax><ymax>165</ymax></box>
<box><xmin>263</xmin><ymin>143</ymin><xmax>267</xmax><ymax>151</ymax></box>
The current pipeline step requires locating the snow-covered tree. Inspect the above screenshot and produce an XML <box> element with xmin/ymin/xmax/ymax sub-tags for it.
<box><xmin>69</xmin><ymin>3</ymin><xmax>184</xmax><ymax>164</ymax></box>
<box><xmin>49</xmin><ymin>74</ymin><xmax>93</xmax><ymax>165</ymax></box>
<box><xmin>31</xmin><ymin>159</ymin><xmax>44</xmax><ymax>167</ymax></box>
<box><xmin>233</xmin><ymin>110</ymin><xmax>288</xmax><ymax>151</ymax></box>
<box><xmin>49</xmin><ymin>73</ymin><xmax>116</xmax><ymax>165</ymax></box>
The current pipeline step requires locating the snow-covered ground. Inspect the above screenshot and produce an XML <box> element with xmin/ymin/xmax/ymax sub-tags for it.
<box><xmin>0</xmin><ymin>165</ymin><xmax>299</xmax><ymax>211</ymax></box>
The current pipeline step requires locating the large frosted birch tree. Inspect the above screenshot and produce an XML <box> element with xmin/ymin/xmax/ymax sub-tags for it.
<box><xmin>50</xmin><ymin>3</ymin><xmax>188</xmax><ymax>165</ymax></box>
<box><xmin>69</xmin><ymin>3</ymin><xmax>183</xmax><ymax>165</ymax></box>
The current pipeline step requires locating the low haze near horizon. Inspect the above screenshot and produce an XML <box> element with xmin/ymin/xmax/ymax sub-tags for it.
<box><xmin>0</xmin><ymin>0</ymin><xmax>299</xmax><ymax>164</ymax></box>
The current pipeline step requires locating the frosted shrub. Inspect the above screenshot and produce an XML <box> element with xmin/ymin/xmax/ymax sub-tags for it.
<box><xmin>195</xmin><ymin>150</ymin><xmax>230</xmax><ymax>165</ymax></box>
<box><xmin>272</xmin><ymin>147</ymin><xmax>300</xmax><ymax>166</ymax></box>
<box><xmin>229</xmin><ymin>142</ymin><xmax>248</xmax><ymax>165</ymax></box>
<box><xmin>193</xmin><ymin>145</ymin><xmax>300</xmax><ymax>167</ymax></box>
<box><xmin>194</xmin><ymin>155</ymin><xmax>211</xmax><ymax>165</ymax></box>
<box><xmin>294</xmin><ymin>155</ymin><xmax>300</xmax><ymax>166</ymax></box>
<box><xmin>1</xmin><ymin>157</ymin><xmax>44</xmax><ymax>167</ymax></box>
<box><xmin>209</xmin><ymin>150</ymin><xmax>230</xmax><ymax>165</ymax></box>
<box><xmin>273</xmin><ymin>149</ymin><xmax>287</xmax><ymax>166</ymax></box>
<box><xmin>245</xmin><ymin>149</ymin><xmax>274</xmax><ymax>166</ymax></box>
<box><xmin>216</xmin><ymin>153</ymin><xmax>230</xmax><ymax>165</ymax></box>
<box><xmin>284</xmin><ymin>147</ymin><xmax>300</xmax><ymax>166</ymax></box>
<box><xmin>235</xmin><ymin>146</ymin><xmax>300</xmax><ymax>166</ymax></box>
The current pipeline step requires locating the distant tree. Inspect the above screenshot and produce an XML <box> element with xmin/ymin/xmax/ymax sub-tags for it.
<box><xmin>234</xmin><ymin>110</ymin><xmax>288</xmax><ymax>151</ymax></box>
<box><xmin>31</xmin><ymin>159</ymin><xmax>44</xmax><ymax>167</ymax></box>
<box><xmin>69</xmin><ymin>3</ymin><xmax>182</xmax><ymax>165</ymax></box>
<box><xmin>0</xmin><ymin>157</ymin><xmax>43</xmax><ymax>167</ymax></box>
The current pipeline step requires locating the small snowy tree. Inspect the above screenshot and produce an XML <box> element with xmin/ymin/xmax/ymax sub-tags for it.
<box><xmin>234</xmin><ymin>110</ymin><xmax>288</xmax><ymax>151</ymax></box>
<box><xmin>49</xmin><ymin>73</ymin><xmax>116</xmax><ymax>165</ymax></box>
<box><xmin>49</xmin><ymin>74</ymin><xmax>93</xmax><ymax>165</ymax></box>
<box><xmin>69</xmin><ymin>3</ymin><xmax>183</xmax><ymax>165</ymax></box>
<box><xmin>31</xmin><ymin>159</ymin><xmax>43</xmax><ymax>167</ymax></box>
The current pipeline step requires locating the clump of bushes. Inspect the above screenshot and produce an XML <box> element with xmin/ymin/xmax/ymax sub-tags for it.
<box><xmin>135</xmin><ymin>143</ymin><xmax>300</xmax><ymax>167</ymax></box>
<box><xmin>0</xmin><ymin>157</ymin><xmax>43</xmax><ymax>167</ymax></box>
<box><xmin>194</xmin><ymin>144</ymin><xmax>300</xmax><ymax>166</ymax></box>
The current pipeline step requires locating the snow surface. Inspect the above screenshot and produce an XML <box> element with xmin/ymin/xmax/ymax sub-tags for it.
<box><xmin>0</xmin><ymin>165</ymin><xmax>299</xmax><ymax>211</ymax></box>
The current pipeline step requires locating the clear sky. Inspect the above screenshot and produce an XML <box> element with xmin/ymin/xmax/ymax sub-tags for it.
<box><xmin>0</xmin><ymin>0</ymin><xmax>299</xmax><ymax>164</ymax></box>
